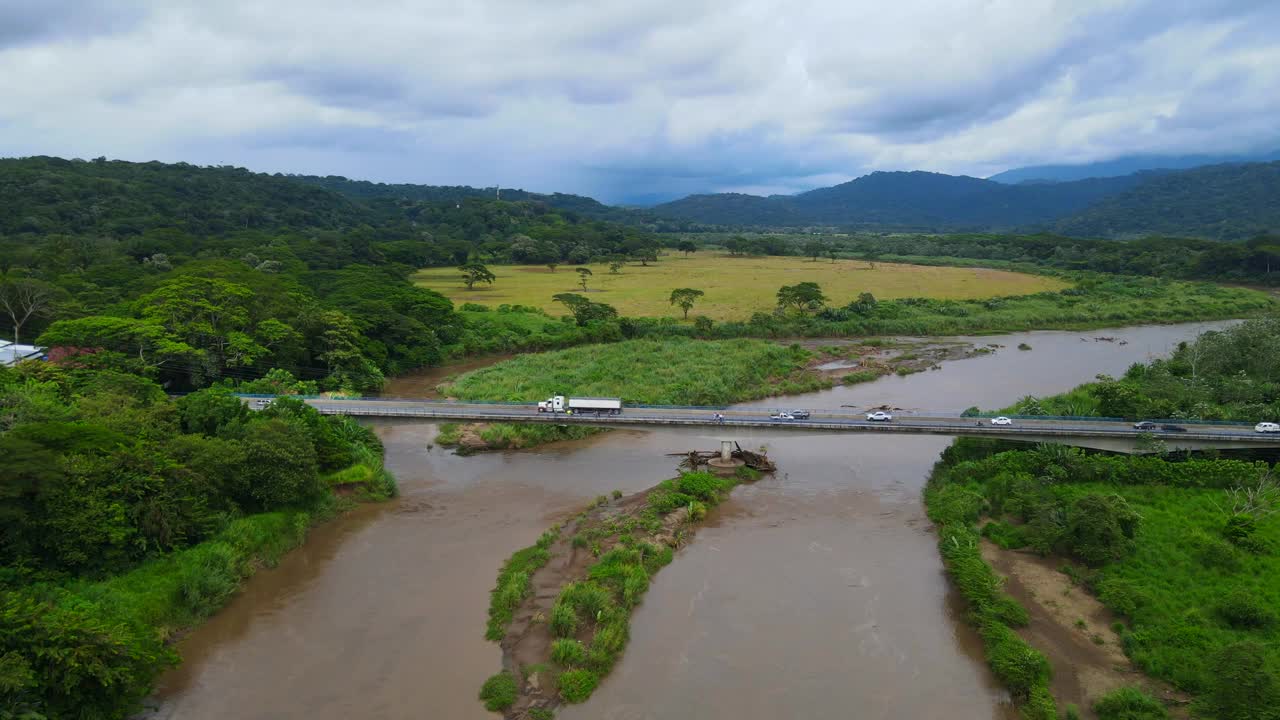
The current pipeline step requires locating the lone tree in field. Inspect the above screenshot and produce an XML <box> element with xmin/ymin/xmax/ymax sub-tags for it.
<box><xmin>677</xmin><ymin>240</ymin><xmax>697</xmax><ymax>256</ymax></box>
<box><xmin>552</xmin><ymin>293</ymin><xmax>618</xmax><ymax>326</ymax></box>
<box><xmin>865</xmin><ymin>250</ymin><xmax>880</xmax><ymax>270</ymax></box>
<box><xmin>458</xmin><ymin>263</ymin><xmax>496</xmax><ymax>290</ymax></box>
<box><xmin>632</xmin><ymin>248</ymin><xmax>658</xmax><ymax>267</ymax></box>
<box><xmin>826</xmin><ymin>245</ymin><xmax>839</xmax><ymax>263</ymax></box>
<box><xmin>546</xmin><ymin>262</ymin><xmax>558</xmax><ymax>273</ymax></box>
<box><xmin>0</xmin><ymin>277</ymin><xmax>56</xmax><ymax>346</ymax></box>
<box><xmin>776</xmin><ymin>282</ymin><xmax>827</xmax><ymax>313</ymax></box>
<box><xmin>669</xmin><ymin>288</ymin><xmax>705</xmax><ymax>319</ymax></box>
<box><xmin>607</xmin><ymin>255</ymin><xmax>625</xmax><ymax>274</ymax></box>
<box><xmin>576</xmin><ymin>267</ymin><xmax>593</xmax><ymax>290</ymax></box>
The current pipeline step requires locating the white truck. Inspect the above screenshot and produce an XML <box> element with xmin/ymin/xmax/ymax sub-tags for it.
<box><xmin>537</xmin><ymin>395</ymin><xmax>623</xmax><ymax>416</ymax></box>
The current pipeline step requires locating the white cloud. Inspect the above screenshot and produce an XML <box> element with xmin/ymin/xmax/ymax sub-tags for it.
<box><xmin>0</xmin><ymin>0</ymin><xmax>1277</xmax><ymax>202</ymax></box>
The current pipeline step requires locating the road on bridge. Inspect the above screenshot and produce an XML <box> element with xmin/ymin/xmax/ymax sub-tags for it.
<box><xmin>279</xmin><ymin>397</ymin><xmax>1279</xmax><ymax>451</ymax></box>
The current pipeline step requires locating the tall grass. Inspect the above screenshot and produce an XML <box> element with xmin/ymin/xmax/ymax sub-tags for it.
<box><xmin>443</xmin><ymin>337</ymin><xmax>827</xmax><ymax>406</ymax></box>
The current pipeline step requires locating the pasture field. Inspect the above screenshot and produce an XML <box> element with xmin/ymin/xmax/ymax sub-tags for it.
<box><xmin>414</xmin><ymin>254</ymin><xmax>1069</xmax><ymax>321</ymax></box>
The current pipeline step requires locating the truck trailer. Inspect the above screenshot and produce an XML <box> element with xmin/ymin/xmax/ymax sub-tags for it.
<box><xmin>537</xmin><ymin>395</ymin><xmax>623</xmax><ymax>415</ymax></box>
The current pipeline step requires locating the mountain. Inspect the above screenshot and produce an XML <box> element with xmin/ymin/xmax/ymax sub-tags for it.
<box><xmin>1052</xmin><ymin>161</ymin><xmax>1280</xmax><ymax>240</ymax></box>
<box><xmin>651</xmin><ymin>171</ymin><xmax>1152</xmax><ymax>230</ymax></box>
<box><xmin>988</xmin><ymin>149</ymin><xmax>1280</xmax><ymax>184</ymax></box>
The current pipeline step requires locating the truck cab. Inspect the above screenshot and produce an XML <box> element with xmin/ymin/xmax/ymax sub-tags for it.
<box><xmin>538</xmin><ymin>395</ymin><xmax>566</xmax><ymax>413</ymax></box>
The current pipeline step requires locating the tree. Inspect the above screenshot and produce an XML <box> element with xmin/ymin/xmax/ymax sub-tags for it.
<box><xmin>669</xmin><ymin>288</ymin><xmax>705</xmax><ymax>319</ymax></box>
<box><xmin>826</xmin><ymin>245</ymin><xmax>839</xmax><ymax>263</ymax></box>
<box><xmin>776</xmin><ymin>282</ymin><xmax>827</xmax><ymax>313</ymax></box>
<box><xmin>576</xmin><ymin>267</ymin><xmax>593</xmax><ymax>290</ymax></box>
<box><xmin>546</xmin><ymin>262</ymin><xmax>558</xmax><ymax>273</ymax></box>
<box><xmin>607</xmin><ymin>256</ymin><xmax>625</xmax><ymax>274</ymax></box>
<box><xmin>850</xmin><ymin>292</ymin><xmax>877</xmax><ymax>315</ymax></box>
<box><xmin>804</xmin><ymin>239</ymin><xmax>826</xmax><ymax>262</ymax></box>
<box><xmin>677</xmin><ymin>240</ymin><xmax>697</xmax><ymax>256</ymax></box>
<box><xmin>632</xmin><ymin>248</ymin><xmax>658</xmax><ymax>267</ymax></box>
<box><xmin>865</xmin><ymin>250</ymin><xmax>880</xmax><ymax>270</ymax></box>
<box><xmin>458</xmin><ymin>263</ymin><xmax>496</xmax><ymax>290</ymax></box>
<box><xmin>0</xmin><ymin>278</ymin><xmax>56</xmax><ymax>346</ymax></box>
<box><xmin>552</xmin><ymin>293</ymin><xmax>618</xmax><ymax>326</ymax></box>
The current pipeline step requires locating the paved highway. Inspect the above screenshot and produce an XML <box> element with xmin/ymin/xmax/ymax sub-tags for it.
<box><xmin>273</xmin><ymin>397</ymin><xmax>1280</xmax><ymax>451</ymax></box>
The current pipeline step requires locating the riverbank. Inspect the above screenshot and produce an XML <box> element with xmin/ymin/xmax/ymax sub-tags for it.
<box><xmin>480</xmin><ymin>463</ymin><xmax>764</xmax><ymax>718</ymax></box>
<box><xmin>144</xmin><ymin>320</ymin><xmax>1231</xmax><ymax>720</ymax></box>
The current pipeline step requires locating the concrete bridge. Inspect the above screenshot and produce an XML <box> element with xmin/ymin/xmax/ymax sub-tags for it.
<box><xmin>257</xmin><ymin>397</ymin><xmax>1280</xmax><ymax>454</ymax></box>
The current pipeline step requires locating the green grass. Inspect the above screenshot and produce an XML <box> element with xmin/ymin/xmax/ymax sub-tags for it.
<box><xmin>930</xmin><ymin>442</ymin><xmax>1280</xmax><ymax>712</ymax></box>
<box><xmin>416</xmin><ymin>253</ymin><xmax>1068</xmax><ymax>321</ymax></box>
<box><xmin>485</xmin><ymin>526</ymin><xmax>561</xmax><ymax>641</ymax></box>
<box><xmin>479</xmin><ymin>671</ymin><xmax>518</xmax><ymax>711</ymax></box>
<box><xmin>442</xmin><ymin>337</ymin><xmax>828</xmax><ymax>406</ymax></box>
<box><xmin>73</xmin><ymin>510</ymin><xmax>316</xmax><ymax>639</ymax></box>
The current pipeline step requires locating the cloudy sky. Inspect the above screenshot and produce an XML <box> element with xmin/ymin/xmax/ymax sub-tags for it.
<box><xmin>1</xmin><ymin>0</ymin><xmax>1278</xmax><ymax>203</ymax></box>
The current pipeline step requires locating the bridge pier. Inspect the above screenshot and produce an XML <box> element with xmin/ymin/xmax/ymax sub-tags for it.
<box><xmin>707</xmin><ymin>438</ymin><xmax>744</xmax><ymax>475</ymax></box>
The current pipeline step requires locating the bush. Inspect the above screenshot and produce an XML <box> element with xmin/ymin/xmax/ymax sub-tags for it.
<box><xmin>1063</xmin><ymin>494</ymin><xmax>1140</xmax><ymax>567</ymax></box>
<box><xmin>675</xmin><ymin>471</ymin><xmax>728</xmax><ymax>502</ymax></box>
<box><xmin>982</xmin><ymin>622</ymin><xmax>1051</xmax><ymax>699</ymax></box>
<box><xmin>550</xmin><ymin>602</ymin><xmax>578</xmax><ymax>638</ymax></box>
<box><xmin>1217</xmin><ymin>590</ymin><xmax>1276</xmax><ymax>629</ymax></box>
<box><xmin>1201</xmin><ymin>642</ymin><xmax>1279</xmax><ymax>720</ymax></box>
<box><xmin>561</xmin><ymin>582</ymin><xmax>612</xmax><ymax>619</ymax></box>
<box><xmin>478</xmin><ymin>671</ymin><xmax>518</xmax><ymax>711</ymax></box>
<box><xmin>557</xmin><ymin>668</ymin><xmax>599</xmax><ymax>703</ymax></box>
<box><xmin>1093</xmin><ymin>686</ymin><xmax>1168</xmax><ymax>720</ymax></box>
<box><xmin>1096</xmin><ymin>577</ymin><xmax>1149</xmax><ymax>618</ymax></box>
<box><xmin>550</xmin><ymin>638</ymin><xmax>587</xmax><ymax>667</ymax></box>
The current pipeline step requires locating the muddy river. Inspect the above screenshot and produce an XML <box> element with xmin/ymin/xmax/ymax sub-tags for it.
<box><xmin>146</xmin><ymin>322</ymin><xmax>1230</xmax><ymax>720</ymax></box>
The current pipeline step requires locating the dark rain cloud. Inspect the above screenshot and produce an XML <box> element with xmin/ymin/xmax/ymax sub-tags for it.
<box><xmin>0</xmin><ymin>0</ymin><xmax>1279</xmax><ymax>203</ymax></box>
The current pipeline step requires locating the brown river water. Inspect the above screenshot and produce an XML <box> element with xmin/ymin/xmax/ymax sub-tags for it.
<box><xmin>145</xmin><ymin>322</ymin><xmax>1230</xmax><ymax>720</ymax></box>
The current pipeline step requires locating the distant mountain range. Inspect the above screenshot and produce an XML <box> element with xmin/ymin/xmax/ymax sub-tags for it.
<box><xmin>649</xmin><ymin>161</ymin><xmax>1280</xmax><ymax>240</ymax></box>
<box><xmin>987</xmin><ymin>149</ymin><xmax>1280</xmax><ymax>184</ymax></box>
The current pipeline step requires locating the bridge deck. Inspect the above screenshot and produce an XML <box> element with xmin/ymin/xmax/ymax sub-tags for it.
<box><xmin>269</xmin><ymin>398</ymin><xmax>1280</xmax><ymax>452</ymax></box>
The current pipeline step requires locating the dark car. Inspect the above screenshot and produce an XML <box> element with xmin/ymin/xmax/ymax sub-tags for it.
<box><xmin>791</xmin><ymin>410</ymin><xmax>811</xmax><ymax>420</ymax></box>
<box><xmin>1133</xmin><ymin>421</ymin><xmax>1158</xmax><ymax>431</ymax></box>
<box><xmin>1160</xmin><ymin>423</ymin><xmax>1188</xmax><ymax>432</ymax></box>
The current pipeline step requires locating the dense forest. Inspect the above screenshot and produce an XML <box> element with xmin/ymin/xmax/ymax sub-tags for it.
<box><xmin>0</xmin><ymin>157</ymin><xmax>666</xmax><ymax>391</ymax></box>
<box><xmin>286</xmin><ymin>174</ymin><xmax>703</xmax><ymax>231</ymax></box>
<box><xmin>833</xmin><ymin>231</ymin><xmax>1280</xmax><ymax>285</ymax></box>
<box><xmin>650</xmin><ymin>162</ymin><xmax>1280</xmax><ymax>239</ymax></box>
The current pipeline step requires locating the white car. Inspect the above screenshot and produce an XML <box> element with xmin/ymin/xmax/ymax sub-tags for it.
<box><xmin>1255</xmin><ymin>422</ymin><xmax>1280</xmax><ymax>433</ymax></box>
<box><xmin>991</xmin><ymin>416</ymin><xmax>1013</xmax><ymax>426</ymax></box>
<box><xmin>770</xmin><ymin>412</ymin><xmax>795</xmax><ymax>421</ymax></box>
<box><xmin>866</xmin><ymin>411</ymin><xmax>893</xmax><ymax>422</ymax></box>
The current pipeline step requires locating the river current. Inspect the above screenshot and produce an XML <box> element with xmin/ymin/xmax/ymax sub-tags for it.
<box><xmin>147</xmin><ymin>321</ymin><xmax>1229</xmax><ymax>719</ymax></box>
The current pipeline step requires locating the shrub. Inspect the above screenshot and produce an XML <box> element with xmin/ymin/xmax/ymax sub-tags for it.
<box><xmin>1217</xmin><ymin>590</ymin><xmax>1276</xmax><ymax>629</ymax></box>
<box><xmin>557</xmin><ymin>668</ymin><xmax>599</xmax><ymax>703</ymax></box>
<box><xmin>561</xmin><ymin>582</ymin><xmax>612</xmax><ymax>619</ymax></box>
<box><xmin>1093</xmin><ymin>686</ymin><xmax>1167</xmax><ymax>720</ymax></box>
<box><xmin>529</xmin><ymin>708</ymin><xmax>555</xmax><ymax>720</ymax></box>
<box><xmin>549</xmin><ymin>602</ymin><xmax>578</xmax><ymax>638</ymax></box>
<box><xmin>1063</xmin><ymin>494</ymin><xmax>1140</xmax><ymax>567</ymax></box>
<box><xmin>611</xmin><ymin>489</ymin><xmax>623</xmax><ymax>499</ymax></box>
<box><xmin>1096</xmin><ymin>577</ymin><xmax>1149</xmax><ymax>618</ymax></box>
<box><xmin>550</xmin><ymin>638</ymin><xmax>587</xmax><ymax>667</ymax></box>
<box><xmin>982</xmin><ymin>622</ymin><xmax>1051</xmax><ymax>699</ymax></box>
<box><xmin>675</xmin><ymin>471</ymin><xmax>727</xmax><ymax>502</ymax></box>
<box><xmin>478</xmin><ymin>672</ymin><xmax>518</xmax><ymax>712</ymax></box>
<box><xmin>1201</xmin><ymin>642</ymin><xmax>1279</xmax><ymax>720</ymax></box>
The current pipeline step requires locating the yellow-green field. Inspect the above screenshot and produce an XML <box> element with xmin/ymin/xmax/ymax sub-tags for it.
<box><xmin>415</xmin><ymin>254</ymin><xmax>1069</xmax><ymax>321</ymax></box>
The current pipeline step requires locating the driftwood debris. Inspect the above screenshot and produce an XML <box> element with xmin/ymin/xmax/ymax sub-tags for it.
<box><xmin>667</xmin><ymin>443</ymin><xmax>777</xmax><ymax>473</ymax></box>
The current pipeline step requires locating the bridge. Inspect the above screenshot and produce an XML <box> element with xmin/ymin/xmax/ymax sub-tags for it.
<box><xmin>255</xmin><ymin>397</ymin><xmax>1280</xmax><ymax>454</ymax></box>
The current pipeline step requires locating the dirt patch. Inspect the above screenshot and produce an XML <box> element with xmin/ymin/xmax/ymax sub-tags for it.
<box><xmin>980</xmin><ymin>540</ymin><xmax>1191</xmax><ymax>717</ymax></box>
<box><xmin>803</xmin><ymin>338</ymin><xmax>979</xmax><ymax>380</ymax></box>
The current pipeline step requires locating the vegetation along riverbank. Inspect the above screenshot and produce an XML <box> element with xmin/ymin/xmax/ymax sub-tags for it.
<box><xmin>432</xmin><ymin>336</ymin><xmax>976</xmax><ymax>453</ymax></box>
<box><xmin>926</xmin><ymin>317</ymin><xmax>1280</xmax><ymax>718</ymax></box>
<box><xmin>479</xmin><ymin>464</ymin><xmax>765</xmax><ymax>718</ymax></box>
<box><xmin>0</xmin><ymin>364</ymin><xmax>396</xmax><ymax>719</ymax></box>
